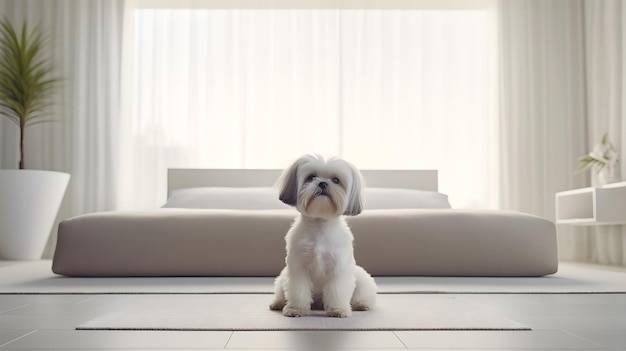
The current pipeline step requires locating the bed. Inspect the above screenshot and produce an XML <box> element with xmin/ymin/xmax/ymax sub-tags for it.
<box><xmin>52</xmin><ymin>169</ymin><xmax>558</xmax><ymax>277</ymax></box>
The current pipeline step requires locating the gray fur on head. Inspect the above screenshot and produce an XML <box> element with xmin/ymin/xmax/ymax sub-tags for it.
<box><xmin>276</xmin><ymin>155</ymin><xmax>314</xmax><ymax>206</ymax></box>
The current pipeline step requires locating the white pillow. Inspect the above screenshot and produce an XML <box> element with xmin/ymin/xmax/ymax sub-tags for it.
<box><xmin>162</xmin><ymin>186</ymin><xmax>450</xmax><ymax>210</ymax></box>
<box><xmin>162</xmin><ymin>187</ymin><xmax>290</xmax><ymax>210</ymax></box>
<box><xmin>363</xmin><ymin>188</ymin><xmax>451</xmax><ymax>209</ymax></box>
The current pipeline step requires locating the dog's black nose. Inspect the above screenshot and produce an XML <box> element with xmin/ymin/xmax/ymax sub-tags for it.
<box><xmin>318</xmin><ymin>181</ymin><xmax>328</xmax><ymax>189</ymax></box>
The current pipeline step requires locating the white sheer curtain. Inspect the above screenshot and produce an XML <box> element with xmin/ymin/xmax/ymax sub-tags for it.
<box><xmin>340</xmin><ymin>9</ymin><xmax>498</xmax><ymax>209</ymax></box>
<box><xmin>120</xmin><ymin>6</ymin><xmax>498</xmax><ymax>210</ymax></box>
<box><xmin>497</xmin><ymin>0</ymin><xmax>626</xmax><ymax>266</ymax></box>
<box><xmin>582</xmin><ymin>0</ymin><xmax>626</xmax><ymax>265</ymax></box>
<box><xmin>496</xmin><ymin>0</ymin><xmax>589</xmax><ymax>262</ymax></box>
<box><xmin>0</xmin><ymin>0</ymin><xmax>124</xmax><ymax>257</ymax></box>
<box><xmin>118</xmin><ymin>9</ymin><xmax>342</xmax><ymax>210</ymax></box>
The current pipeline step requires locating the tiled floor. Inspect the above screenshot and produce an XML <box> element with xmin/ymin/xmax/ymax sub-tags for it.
<box><xmin>0</xmin><ymin>292</ymin><xmax>625</xmax><ymax>350</ymax></box>
<box><xmin>1</xmin><ymin>259</ymin><xmax>626</xmax><ymax>350</ymax></box>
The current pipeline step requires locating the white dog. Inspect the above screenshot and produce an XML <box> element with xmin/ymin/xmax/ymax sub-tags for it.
<box><xmin>269</xmin><ymin>154</ymin><xmax>377</xmax><ymax>318</ymax></box>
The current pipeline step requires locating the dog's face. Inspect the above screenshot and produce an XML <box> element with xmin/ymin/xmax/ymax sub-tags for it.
<box><xmin>277</xmin><ymin>155</ymin><xmax>363</xmax><ymax>218</ymax></box>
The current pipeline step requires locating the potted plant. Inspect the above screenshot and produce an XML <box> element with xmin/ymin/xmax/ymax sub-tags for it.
<box><xmin>0</xmin><ymin>18</ymin><xmax>70</xmax><ymax>260</ymax></box>
<box><xmin>576</xmin><ymin>133</ymin><xmax>620</xmax><ymax>187</ymax></box>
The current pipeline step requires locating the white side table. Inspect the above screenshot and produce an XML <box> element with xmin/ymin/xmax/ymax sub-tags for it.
<box><xmin>555</xmin><ymin>181</ymin><xmax>626</xmax><ymax>225</ymax></box>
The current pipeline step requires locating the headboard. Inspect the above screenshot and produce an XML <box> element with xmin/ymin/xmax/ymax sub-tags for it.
<box><xmin>167</xmin><ymin>169</ymin><xmax>438</xmax><ymax>197</ymax></box>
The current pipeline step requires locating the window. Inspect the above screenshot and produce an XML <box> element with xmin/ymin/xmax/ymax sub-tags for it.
<box><xmin>121</xmin><ymin>5</ymin><xmax>497</xmax><ymax>209</ymax></box>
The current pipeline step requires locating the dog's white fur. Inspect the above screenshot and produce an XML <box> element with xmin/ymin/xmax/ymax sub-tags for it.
<box><xmin>269</xmin><ymin>154</ymin><xmax>377</xmax><ymax>318</ymax></box>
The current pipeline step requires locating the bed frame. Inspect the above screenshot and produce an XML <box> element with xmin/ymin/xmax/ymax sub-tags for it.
<box><xmin>167</xmin><ymin>168</ymin><xmax>438</xmax><ymax>197</ymax></box>
<box><xmin>53</xmin><ymin>168</ymin><xmax>559</xmax><ymax>277</ymax></box>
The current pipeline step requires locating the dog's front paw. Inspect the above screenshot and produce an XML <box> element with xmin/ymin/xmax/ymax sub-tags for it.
<box><xmin>351</xmin><ymin>302</ymin><xmax>370</xmax><ymax>311</ymax></box>
<box><xmin>283</xmin><ymin>305</ymin><xmax>310</xmax><ymax>317</ymax></box>
<box><xmin>325</xmin><ymin>307</ymin><xmax>351</xmax><ymax>318</ymax></box>
<box><xmin>269</xmin><ymin>299</ymin><xmax>286</xmax><ymax>311</ymax></box>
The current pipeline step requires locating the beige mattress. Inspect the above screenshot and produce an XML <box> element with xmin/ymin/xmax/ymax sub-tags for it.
<box><xmin>52</xmin><ymin>209</ymin><xmax>558</xmax><ymax>277</ymax></box>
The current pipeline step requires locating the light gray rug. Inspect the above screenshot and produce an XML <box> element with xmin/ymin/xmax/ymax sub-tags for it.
<box><xmin>77</xmin><ymin>294</ymin><xmax>529</xmax><ymax>331</ymax></box>
<box><xmin>2</xmin><ymin>261</ymin><xmax>626</xmax><ymax>294</ymax></box>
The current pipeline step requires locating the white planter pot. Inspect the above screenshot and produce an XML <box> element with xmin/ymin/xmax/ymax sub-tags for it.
<box><xmin>0</xmin><ymin>170</ymin><xmax>70</xmax><ymax>260</ymax></box>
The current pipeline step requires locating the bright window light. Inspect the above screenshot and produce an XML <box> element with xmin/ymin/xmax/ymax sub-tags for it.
<box><xmin>124</xmin><ymin>8</ymin><xmax>498</xmax><ymax>209</ymax></box>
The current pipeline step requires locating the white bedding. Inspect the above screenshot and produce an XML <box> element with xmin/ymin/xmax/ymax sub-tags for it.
<box><xmin>162</xmin><ymin>187</ymin><xmax>451</xmax><ymax>210</ymax></box>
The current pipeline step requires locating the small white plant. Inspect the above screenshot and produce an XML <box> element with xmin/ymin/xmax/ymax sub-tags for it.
<box><xmin>576</xmin><ymin>133</ymin><xmax>619</xmax><ymax>185</ymax></box>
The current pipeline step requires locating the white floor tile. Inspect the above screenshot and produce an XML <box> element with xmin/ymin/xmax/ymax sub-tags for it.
<box><xmin>458</xmin><ymin>294</ymin><xmax>626</xmax><ymax>317</ymax></box>
<box><xmin>0</xmin><ymin>315</ymin><xmax>94</xmax><ymax>330</ymax></box>
<box><xmin>79</xmin><ymin>293</ymin><xmax>272</xmax><ymax>312</ymax></box>
<box><xmin>524</xmin><ymin>293</ymin><xmax>626</xmax><ymax>305</ymax></box>
<box><xmin>478</xmin><ymin>301</ymin><xmax>625</xmax><ymax>317</ymax></box>
<box><xmin>0</xmin><ymin>330</ymin><xmax>35</xmax><ymax>348</ymax></box>
<box><xmin>0</xmin><ymin>303</ymin><xmax>27</xmax><ymax>314</ymax></box>
<box><xmin>226</xmin><ymin>331</ymin><xmax>406</xmax><ymax>349</ymax></box>
<box><xmin>0</xmin><ymin>295</ymin><xmax>92</xmax><ymax>304</ymax></box>
<box><xmin>569</xmin><ymin>329</ymin><xmax>626</xmax><ymax>348</ymax></box>
<box><xmin>394</xmin><ymin>330</ymin><xmax>602</xmax><ymax>349</ymax></box>
<box><xmin>513</xmin><ymin>315</ymin><xmax>626</xmax><ymax>330</ymax></box>
<box><xmin>1</xmin><ymin>329</ymin><xmax>232</xmax><ymax>349</ymax></box>
<box><xmin>0</xmin><ymin>303</ymin><xmax>129</xmax><ymax>317</ymax></box>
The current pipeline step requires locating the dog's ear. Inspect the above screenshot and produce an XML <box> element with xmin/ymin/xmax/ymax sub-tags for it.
<box><xmin>343</xmin><ymin>162</ymin><xmax>364</xmax><ymax>216</ymax></box>
<box><xmin>276</xmin><ymin>157</ymin><xmax>306</xmax><ymax>206</ymax></box>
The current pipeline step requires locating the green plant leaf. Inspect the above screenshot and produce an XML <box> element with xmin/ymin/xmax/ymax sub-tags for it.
<box><xmin>0</xmin><ymin>17</ymin><xmax>60</xmax><ymax>168</ymax></box>
<box><xmin>575</xmin><ymin>155</ymin><xmax>607</xmax><ymax>173</ymax></box>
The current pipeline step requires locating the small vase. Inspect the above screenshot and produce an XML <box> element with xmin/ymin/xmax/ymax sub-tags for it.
<box><xmin>592</xmin><ymin>165</ymin><xmax>616</xmax><ymax>187</ymax></box>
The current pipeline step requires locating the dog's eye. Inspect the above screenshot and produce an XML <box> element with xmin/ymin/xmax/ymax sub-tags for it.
<box><xmin>332</xmin><ymin>177</ymin><xmax>340</xmax><ymax>184</ymax></box>
<box><xmin>306</xmin><ymin>175</ymin><xmax>317</xmax><ymax>182</ymax></box>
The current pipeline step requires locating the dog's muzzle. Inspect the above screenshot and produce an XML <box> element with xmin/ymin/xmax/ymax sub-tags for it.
<box><xmin>315</xmin><ymin>182</ymin><xmax>330</xmax><ymax>197</ymax></box>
